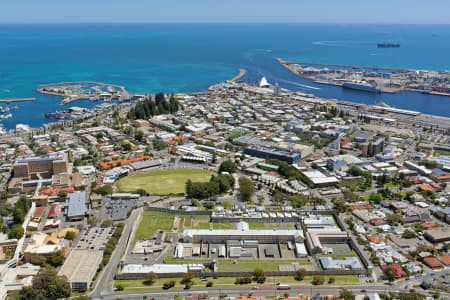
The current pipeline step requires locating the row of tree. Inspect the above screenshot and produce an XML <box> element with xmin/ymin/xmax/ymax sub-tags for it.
<box><xmin>127</xmin><ymin>93</ymin><xmax>179</xmax><ymax>120</ymax></box>
<box><xmin>185</xmin><ymin>174</ymin><xmax>235</xmax><ymax>199</ymax></box>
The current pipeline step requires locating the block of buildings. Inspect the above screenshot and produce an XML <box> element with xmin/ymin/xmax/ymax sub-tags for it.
<box><xmin>13</xmin><ymin>152</ymin><xmax>69</xmax><ymax>180</ymax></box>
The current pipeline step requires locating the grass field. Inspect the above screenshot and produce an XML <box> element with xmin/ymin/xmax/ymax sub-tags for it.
<box><xmin>133</xmin><ymin>212</ymin><xmax>174</xmax><ymax>244</ymax></box>
<box><xmin>213</xmin><ymin>222</ymin><xmax>233</xmax><ymax>229</ymax></box>
<box><xmin>114</xmin><ymin>275</ymin><xmax>360</xmax><ymax>291</ymax></box>
<box><xmin>248</xmin><ymin>222</ymin><xmax>266</xmax><ymax>229</ymax></box>
<box><xmin>115</xmin><ymin>168</ymin><xmax>215</xmax><ymax>195</ymax></box>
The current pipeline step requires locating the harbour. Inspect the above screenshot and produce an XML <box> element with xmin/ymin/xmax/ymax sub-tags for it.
<box><xmin>277</xmin><ymin>58</ymin><xmax>450</xmax><ymax>96</ymax></box>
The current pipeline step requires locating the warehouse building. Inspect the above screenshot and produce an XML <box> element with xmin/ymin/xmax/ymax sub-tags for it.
<box><xmin>424</xmin><ymin>228</ymin><xmax>450</xmax><ymax>243</ymax></box>
<box><xmin>244</xmin><ymin>141</ymin><xmax>313</xmax><ymax>164</ymax></box>
<box><xmin>320</xmin><ymin>256</ymin><xmax>363</xmax><ymax>270</ymax></box>
<box><xmin>182</xmin><ymin>222</ymin><xmax>304</xmax><ymax>243</ymax></box>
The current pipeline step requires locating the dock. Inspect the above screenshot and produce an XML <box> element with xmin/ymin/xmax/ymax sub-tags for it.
<box><xmin>277</xmin><ymin>58</ymin><xmax>411</xmax><ymax>72</ymax></box>
<box><xmin>0</xmin><ymin>98</ymin><xmax>36</xmax><ymax>103</ymax></box>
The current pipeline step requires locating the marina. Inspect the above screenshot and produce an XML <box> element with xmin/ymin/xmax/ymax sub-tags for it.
<box><xmin>37</xmin><ymin>81</ymin><xmax>132</xmax><ymax>105</ymax></box>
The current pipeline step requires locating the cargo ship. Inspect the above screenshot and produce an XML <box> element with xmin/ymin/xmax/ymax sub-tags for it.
<box><xmin>377</xmin><ymin>43</ymin><xmax>400</xmax><ymax>48</ymax></box>
<box><xmin>343</xmin><ymin>81</ymin><xmax>382</xmax><ymax>93</ymax></box>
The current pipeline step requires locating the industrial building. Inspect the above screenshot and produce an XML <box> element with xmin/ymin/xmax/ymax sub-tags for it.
<box><xmin>244</xmin><ymin>141</ymin><xmax>313</xmax><ymax>164</ymax></box>
<box><xmin>319</xmin><ymin>256</ymin><xmax>363</xmax><ymax>270</ymax></box>
<box><xmin>182</xmin><ymin>222</ymin><xmax>304</xmax><ymax>244</ymax></box>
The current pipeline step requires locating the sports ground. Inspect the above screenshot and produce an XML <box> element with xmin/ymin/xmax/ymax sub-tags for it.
<box><xmin>115</xmin><ymin>168</ymin><xmax>215</xmax><ymax>195</ymax></box>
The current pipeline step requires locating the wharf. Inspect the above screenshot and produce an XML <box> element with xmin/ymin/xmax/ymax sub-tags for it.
<box><xmin>0</xmin><ymin>98</ymin><xmax>36</xmax><ymax>103</ymax></box>
<box><xmin>277</xmin><ymin>58</ymin><xmax>411</xmax><ymax>72</ymax></box>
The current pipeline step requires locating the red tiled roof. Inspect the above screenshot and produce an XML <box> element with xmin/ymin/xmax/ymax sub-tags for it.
<box><xmin>40</xmin><ymin>187</ymin><xmax>74</xmax><ymax>196</ymax></box>
<box><xmin>423</xmin><ymin>256</ymin><xmax>444</xmax><ymax>269</ymax></box>
<box><xmin>33</xmin><ymin>207</ymin><xmax>45</xmax><ymax>219</ymax></box>
<box><xmin>99</xmin><ymin>154</ymin><xmax>150</xmax><ymax>169</ymax></box>
<box><xmin>419</xmin><ymin>184</ymin><xmax>433</xmax><ymax>192</ymax></box>
<box><xmin>440</xmin><ymin>255</ymin><xmax>450</xmax><ymax>264</ymax></box>
<box><xmin>369</xmin><ymin>236</ymin><xmax>381</xmax><ymax>243</ymax></box>
<box><xmin>48</xmin><ymin>203</ymin><xmax>60</xmax><ymax>218</ymax></box>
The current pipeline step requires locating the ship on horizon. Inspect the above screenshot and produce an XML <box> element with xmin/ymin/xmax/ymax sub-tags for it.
<box><xmin>377</xmin><ymin>43</ymin><xmax>400</xmax><ymax>48</ymax></box>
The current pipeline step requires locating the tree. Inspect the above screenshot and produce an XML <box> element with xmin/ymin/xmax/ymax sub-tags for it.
<box><xmin>181</xmin><ymin>271</ymin><xmax>195</xmax><ymax>284</ymax></box>
<box><xmin>206</xmin><ymin>281</ymin><xmax>213</xmax><ymax>287</ymax></box>
<box><xmin>312</xmin><ymin>275</ymin><xmax>325</xmax><ymax>285</ymax></box>
<box><xmin>294</xmin><ymin>268</ymin><xmax>306</xmax><ymax>281</ymax></box>
<box><xmin>47</xmin><ymin>250</ymin><xmax>65</xmax><ymax>267</ymax></box>
<box><xmin>253</xmin><ymin>268</ymin><xmax>265</xmax><ymax>284</ymax></box>
<box><xmin>339</xmin><ymin>288</ymin><xmax>353</xmax><ymax>300</ymax></box>
<box><xmin>152</xmin><ymin>139</ymin><xmax>167</xmax><ymax>151</ymax></box>
<box><xmin>328</xmin><ymin>277</ymin><xmax>335</xmax><ymax>284</ymax></box>
<box><xmin>239</xmin><ymin>176</ymin><xmax>254</xmax><ymax>202</ymax></box>
<box><xmin>135</xmin><ymin>130</ymin><xmax>145</xmax><ymax>142</ymax></box>
<box><xmin>144</xmin><ymin>272</ymin><xmax>158</xmax><ymax>285</ymax></box>
<box><xmin>219</xmin><ymin>160</ymin><xmax>237</xmax><ymax>173</ymax></box>
<box><xmin>57</xmin><ymin>190</ymin><xmax>67</xmax><ymax>198</ymax></box>
<box><xmin>116</xmin><ymin>284</ymin><xmax>124</xmax><ymax>291</ymax></box>
<box><xmin>64</xmin><ymin>231</ymin><xmax>77</xmax><ymax>241</ymax></box>
<box><xmin>15</xmin><ymin>196</ymin><xmax>30</xmax><ymax>213</ymax></box>
<box><xmin>9</xmin><ymin>224</ymin><xmax>24</xmax><ymax>239</ymax></box>
<box><xmin>383</xmin><ymin>267</ymin><xmax>396</xmax><ymax>282</ymax></box>
<box><xmin>402</xmin><ymin>229</ymin><xmax>417</xmax><ymax>239</ymax></box>
<box><xmin>19</xmin><ymin>265</ymin><xmax>71</xmax><ymax>299</ymax></box>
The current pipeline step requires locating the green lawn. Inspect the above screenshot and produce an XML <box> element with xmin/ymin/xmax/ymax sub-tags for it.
<box><xmin>213</xmin><ymin>223</ymin><xmax>233</xmax><ymax>229</ymax></box>
<box><xmin>114</xmin><ymin>275</ymin><xmax>359</xmax><ymax>292</ymax></box>
<box><xmin>115</xmin><ymin>168</ymin><xmax>215</xmax><ymax>195</ymax></box>
<box><xmin>133</xmin><ymin>212</ymin><xmax>174</xmax><ymax>244</ymax></box>
<box><xmin>218</xmin><ymin>259</ymin><xmax>312</xmax><ymax>271</ymax></box>
<box><xmin>384</xmin><ymin>182</ymin><xmax>400</xmax><ymax>188</ymax></box>
<box><xmin>434</xmin><ymin>149</ymin><xmax>450</xmax><ymax>155</ymax></box>
<box><xmin>248</xmin><ymin>222</ymin><xmax>266</xmax><ymax>229</ymax></box>
<box><xmin>193</xmin><ymin>222</ymin><xmax>210</xmax><ymax>229</ymax></box>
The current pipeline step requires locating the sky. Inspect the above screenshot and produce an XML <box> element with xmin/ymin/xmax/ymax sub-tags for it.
<box><xmin>1</xmin><ymin>0</ymin><xmax>449</xmax><ymax>24</ymax></box>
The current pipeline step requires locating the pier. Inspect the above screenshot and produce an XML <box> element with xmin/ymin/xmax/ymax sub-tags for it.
<box><xmin>277</xmin><ymin>58</ymin><xmax>411</xmax><ymax>72</ymax></box>
<box><xmin>0</xmin><ymin>98</ymin><xmax>36</xmax><ymax>103</ymax></box>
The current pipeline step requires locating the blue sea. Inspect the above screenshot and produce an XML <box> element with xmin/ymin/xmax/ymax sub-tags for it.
<box><xmin>0</xmin><ymin>23</ymin><xmax>449</xmax><ymax>130</ymax></box>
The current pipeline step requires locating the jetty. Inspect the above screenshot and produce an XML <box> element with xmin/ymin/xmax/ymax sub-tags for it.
<box><xmin>208</xmin><ymin>69</ymin><xmax>247</xmax><ymax>91</ymax></box>
<box><xmin>0</xmin><ymin>98</ymin><xmax>36</xmax><ymax>103</ymax></box>
<box><xmin>228</xmin><ymin>69</ymin><xmax>246</xmax><ymax>83</ymax></box>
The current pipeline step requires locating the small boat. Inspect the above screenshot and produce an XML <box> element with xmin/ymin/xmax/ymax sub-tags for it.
<box><xmin>0</xmin><ymin>113</ymin><xmax>12</xmax><ymax>119</ymax></box>
<box><xmin>13</xmin><ymin>106</ymin><xmax>18</xmax><ymax>110</ymax></box>
<box><xmin>266</xmin><ymin>49</ymin><xmax>273</xmax><ymax>53</ymax></box>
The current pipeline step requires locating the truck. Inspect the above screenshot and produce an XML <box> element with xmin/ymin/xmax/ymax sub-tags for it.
<box><xmin>277</xmin><ymin>284</ymin><xmax>291</xmax><ymax>290</ymax></box>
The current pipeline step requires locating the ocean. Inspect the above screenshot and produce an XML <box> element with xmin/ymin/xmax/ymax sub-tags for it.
<box><xmin>0</xmin><ymin>23</ymin><xmax>449</xmax><ymax>130</ymax></box>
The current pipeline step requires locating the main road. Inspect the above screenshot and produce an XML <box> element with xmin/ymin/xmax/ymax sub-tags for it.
<box><xmin>90</xmin><ymin>208</ymin><xmax>141</xmax><ymax>299</ymax></box>
<box><xmin>98</xmin><ymin>283</ymin><xmax>448</xmax><ymax>300</ymax></box>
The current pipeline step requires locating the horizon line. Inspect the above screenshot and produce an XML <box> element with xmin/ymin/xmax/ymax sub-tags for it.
<box><xmin>0</xmin><ymin>21</ymin><xmax>449</xmax><ymax>25</ymax></box>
